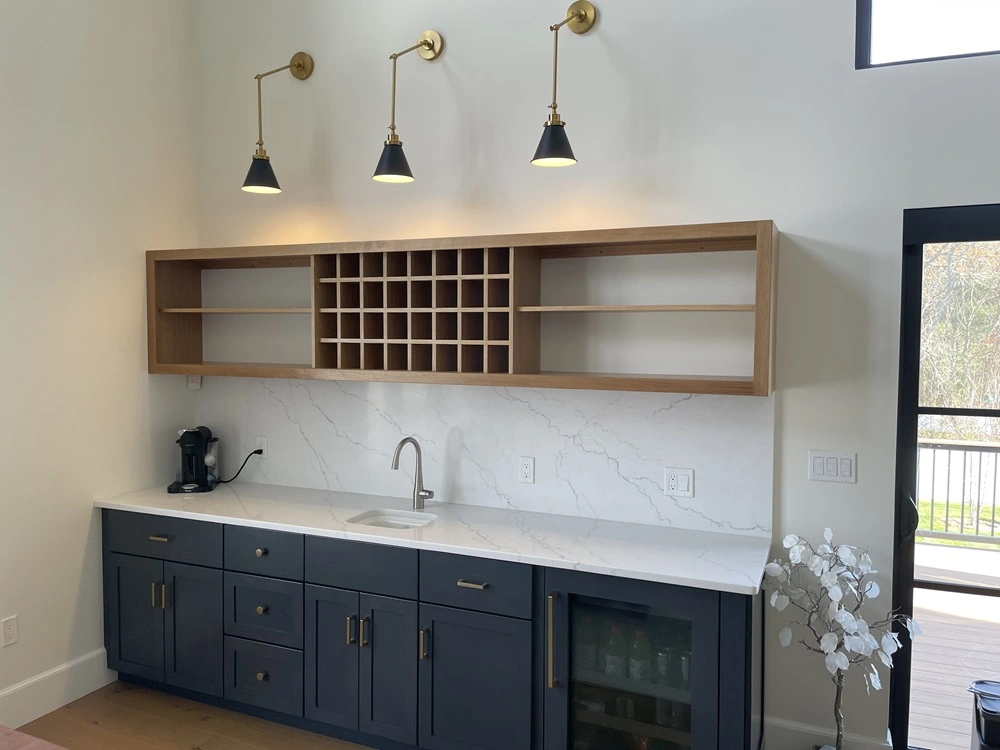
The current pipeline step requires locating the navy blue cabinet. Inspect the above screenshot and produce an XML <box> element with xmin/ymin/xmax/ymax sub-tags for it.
<box><xmin>359</xmin><ymin>594</ymin><xmax>419</xmax><ymax>746</ymax></box>
<box><xmin>304</xmin><ymin>584</ymin><xmax>360</xmax><ymax>730</ymax></box>
<box><xmin>104</xmin><ymin>553</ymin><xmax>223</xmax><ymax>697</ymax></box>
<box><xmin>418</xmin><ymin>604</ymin><xmax>533</xmax><ymax>750</ymax></box>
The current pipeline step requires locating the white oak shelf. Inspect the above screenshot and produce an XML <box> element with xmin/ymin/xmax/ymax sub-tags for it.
<box><xmin>516</xmin><ymin>304</ymin><xmax>755</xmax><ymax>313</ymax></box>
<box><xmin>160</xmin><ymin>308</ymin><xmax>312</xmax><ymax>314</ymax></box>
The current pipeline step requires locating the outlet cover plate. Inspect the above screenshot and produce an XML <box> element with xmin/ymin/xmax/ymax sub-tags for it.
<box><xmin>255</xmin><ymin>436</ymin><xmax>268</xmax><ymax>460</ymax></box>
<box><xmin>2</xmin><ymin>615</ymin><xmax>18</xmax><ymax>647</ymax></box>
<box><xmin>664</xmin><ymin>468</ymin><xmax>695</xmax><ymax>498</ymax></box>
<box><xmin>519</xmin><ymin>457</ymin><xmax>535</xmax><ymax>484</ymax></box>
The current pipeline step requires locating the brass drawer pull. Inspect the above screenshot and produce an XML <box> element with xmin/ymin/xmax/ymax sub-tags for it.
<box><xmin>255</xmin><ymin>548</ymin><xmax>268</xmax><ymax>558</ymax></box>
<box><xmin>148</xmin><ymin>535</ymin><xmax>171</xmax><ymax>543</ymax></box>
<box><xmin>346</xmin><ymin>614</ymin><xmax>357</xmax><ymax>645</ymax></box>
<box><xmin>456</xmin><ymin>580</ymin><xmax>489</xmax><ymax>590</ymax></box>
<box><xmin>256</xmin><ymin>605</ymin><xmax>269</xmax><ymax>616</ymax></box>
<box><xmin>419</xmin><ymin>628</ymin><xmax>430</xmax><ymax>660</ymax></box>
<box><xmin>360</xmin><ymin>617</ymin><xmax>370</xmax><ymax>647</ymax></box>
<box><xmin>547</xmin><ymin>592</ymin><xmax>559</xmax><ymax>689</ymax></box>
<box><xmin>256</xmin><ymin>672</ymin><xmax>268</xmax><ymax>682</ymax></box>
<box><xmin>151</xmin><ymin>582</ymin><xmax>157</xmax><ymax>608</ymax></box>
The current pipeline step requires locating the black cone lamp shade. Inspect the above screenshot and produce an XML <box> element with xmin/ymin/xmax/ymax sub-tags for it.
<box><xmin>531</xmin><ymin>121</ymin><xmax>577</xmax><ymax>167</ymax></box>
<box><xmin>242</xmin><ymin>155</ymin><xmax>281</xmax><ymax>194</ymax></box>
<box><xmin>373</xmin><ymin>140</ymin><xmax>415</xmax><ymax>183</ymax></box>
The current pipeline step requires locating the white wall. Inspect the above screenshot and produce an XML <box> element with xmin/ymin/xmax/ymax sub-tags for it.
<box><xmin>0</xmin><ymin>0</ymin><xmax>198</xmax><ymax>726</ymax></box>
<box><xmin>188</xmin><ymin>2</ymin><xmax>1000</xmax><ymax>747</ymax></box>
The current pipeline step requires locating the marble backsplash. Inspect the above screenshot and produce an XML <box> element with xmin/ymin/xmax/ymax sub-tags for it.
<box><xmin>194</xmin><ymin>378</ymin><xmax>774</xmax><ymax>536</ymax></box>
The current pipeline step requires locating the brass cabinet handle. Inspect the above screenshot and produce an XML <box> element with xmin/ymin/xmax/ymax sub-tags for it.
<box><xmin>346</xmin><ymin>614</ymin><xmax>357</xmax><ymax>645</ymax></box>
<box><xmin>547</xmin><ymin>592</ymin><xmax>559</xmax><ymax>689</ymax></box>
<box><xmin>360</xmin><ymin>617</ymin><xmax>370</xmax><ymax>647</ymax></box>
<box><xmin>161</xmin><ymin>583</ymin><xmax>169</xmax><ymax>609</ymax></box>
<box><xmin>419</xmin><ymin>628</ymin><xmax>430</xmax><ymax>660</ymax></box>
<box><xmin>148</xmin><ymin>535</ymin><xmax>171</xmax><ymax>543</ymax></box>
<box><xmin>256</xmin><ymin>605</ymin><xmax>269</xmax><ymax>616</ymax></box>
<box><xmin>151</xmin><ymin>582</ymin><xmax>157</xmax><ymax>608</ymax></box>
<box><xmin>255</xmin><ymin>548</ymin><xmax>267</xmax><ymax>558</ymax></box>
<box><xmin>256</xmin><ymin>672</ymin><xmax>267</xmax><ymax>682</ymax></box>
<box><xmin>456</xmin><ymin>580</ymin><xmax>489</xmax><ymax>590</ymax></box>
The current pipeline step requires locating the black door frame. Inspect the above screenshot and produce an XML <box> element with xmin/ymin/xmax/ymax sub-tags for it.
<box><xmin>891</xmin><ymin>203</ymin><xmax>1000</xmax><ymax>749</ymax></box>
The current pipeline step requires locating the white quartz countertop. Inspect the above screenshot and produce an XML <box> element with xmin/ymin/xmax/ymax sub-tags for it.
<box><xmin>95</xmin><ymin>483</ymin><xmax>771</xmax><ymax>595</ymax></box>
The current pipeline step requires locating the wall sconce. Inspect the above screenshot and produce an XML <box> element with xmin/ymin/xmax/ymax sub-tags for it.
<box><xmin>242</xmin><ymin>52</ymin><xmax>315</xmax><ymax>194</ymax></box>
<box><xmin>373</xmin><ymin>30</ymin><xmax>445</xmax><ymax>183</ymax></box>
<box><xmin>531</xmin><ymin>1</ymin><xmax>597</xmax><ymax>167</ymax></box>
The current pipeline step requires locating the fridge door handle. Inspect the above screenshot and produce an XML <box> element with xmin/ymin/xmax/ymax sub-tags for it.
<box><xmin>547</xmin><ymin>592</ymin><xmax>559</xmax><ymax>689</ymax></box>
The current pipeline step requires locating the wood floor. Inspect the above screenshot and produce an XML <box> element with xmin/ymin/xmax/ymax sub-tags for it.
<box><xmin>17</xmin><ymin>681</ymin><xmax>367</xmax><ymax>750</ymax></box>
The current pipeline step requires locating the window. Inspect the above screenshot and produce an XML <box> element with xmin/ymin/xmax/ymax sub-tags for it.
<box><xmin>857</xmin><ymin>0</ymin><xmax>1000</xmax><ymax>68</ymax></box>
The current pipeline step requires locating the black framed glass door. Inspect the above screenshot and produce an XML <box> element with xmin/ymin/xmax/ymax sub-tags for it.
<box><xmin>892</xmin><ymin>204</ymin><xmax>1000</xmax><ymax>750</ymax></box>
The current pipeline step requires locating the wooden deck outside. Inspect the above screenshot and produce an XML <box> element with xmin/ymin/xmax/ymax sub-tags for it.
<box><xmin>909</xmin><ymin>587</ymin><xmax>1000</xmax><ymax>750</ymax></box>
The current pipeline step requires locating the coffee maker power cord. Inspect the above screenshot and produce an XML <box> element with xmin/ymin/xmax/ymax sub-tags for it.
<box><xmin>217</xmin><ymin>449</ymin><xmax>264</xmax><ymax>484</ymax></box>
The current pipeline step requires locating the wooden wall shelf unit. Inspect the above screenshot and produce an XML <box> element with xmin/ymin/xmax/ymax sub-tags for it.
<box><xmin>147</xmin><ymin>221</ymin><xmax>777</xmax><ymax>395</ymax></box>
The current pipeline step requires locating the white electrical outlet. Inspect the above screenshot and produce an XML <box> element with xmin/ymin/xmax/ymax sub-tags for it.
<box><xmin>519</xmin><ymin>457</ymin><xmax>535</xmax><ymax>484</ymax></box>
<box><xmin>255</xmin><ymin>436</ymin><xmax>268</xmax><ymax>459</ymax></box>
<box><xmin>808</xmin><ymin>451</ymin><xmax>857</xmax><ymax>483</ymax></box>
<box><xmin>2</xmin><ymin>615</ymin><xmax>18</xmax><ymax>647</ymax></box>
<box><xmin>664</xmin><ymin>468</ymin><xmax>695</xmax><ymax>498</ymax></box>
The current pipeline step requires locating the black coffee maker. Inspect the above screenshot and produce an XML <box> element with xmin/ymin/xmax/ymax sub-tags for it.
<box><xmin>167</xmin><ymin>426</ymin><xmax>220</xmax><ymax>494</ymax></box>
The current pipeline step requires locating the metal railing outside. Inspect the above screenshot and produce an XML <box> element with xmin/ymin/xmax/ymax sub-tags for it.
<box><xmin>917</xmin><ymin>440</ymin><xmax>1000</xmax><ymax>545</ymax></box>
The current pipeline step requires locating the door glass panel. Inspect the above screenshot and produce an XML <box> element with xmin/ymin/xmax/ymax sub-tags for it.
<box><xmin>919</xmin><ymin>242</ymin><xmax>1000</xmax><ymax>411</ymax></box>
<box><xmin>569</xmin><ymin>595</ymin><xmax>692</xmax><ymax>750</ymax></box>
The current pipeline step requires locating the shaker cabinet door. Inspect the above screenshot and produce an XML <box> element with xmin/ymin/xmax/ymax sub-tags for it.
<box><xmin>164</xmin><ymin>561</ymin><xmax>223</xmax><ymax>697</ymax></box>
<box><xmin>358</xmin><ymin>594</ymin><xmax>418</xmax><ymax>746</ymax></box>
<box><xmin>304</xmin><ymin>585</ymin><xmax>360</xmax><ymax>730</ymax></box>
<box><xmin>418</xmin><ymin>604</ymin><xmax>533</xmax><ymax>750</ymax></box>
<box><xmin>105</xmin><ymin>553</ymin><xmax>165</xmax><ymax>682</ymax></box>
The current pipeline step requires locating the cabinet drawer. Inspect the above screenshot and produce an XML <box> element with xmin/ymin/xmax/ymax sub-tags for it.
<box><xmin>224</xmin><ymin>572</ymin><xmax>304</xmax><ymax>649</ymax></box>
<box><xmin>225</xmin><ymin>526</ymin><xmax>303</xmax><ymax>580</ymax></box>
<box><xmin>419</xmin><ymin>552</ymin><xmax>532</xmax><ymax>619</ymax></box>
<box><xmin>105</xmin><ymin>510</ymin><xmax>222</xmax><ymax>568</ymax></box>
<box><xmin>305</xmin><ymin>537</ymin><xmax>417</xmax><ymax>600</ymax></box>
<box><xmin>224</xmin><ymin>636</ymin><xmax>303</xmax><ymax>717</ymax></box>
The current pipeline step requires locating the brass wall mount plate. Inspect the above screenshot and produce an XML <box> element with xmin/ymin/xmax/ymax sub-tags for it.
<box><xmin>566</xmin><ymin>1</ymin><xmax>597</xmax><ymax>34</ymax></box>
<box><xmin>418</xmin><ymin>30</ymin><xmax>445</xmax><ymax>60</ymax></box>
<box><xmin>289</xmin><ymin>51</ymin><xmax>315</xmax><ymax>80</ymax></box>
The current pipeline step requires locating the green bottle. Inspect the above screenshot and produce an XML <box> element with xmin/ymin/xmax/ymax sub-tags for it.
<box><xmin>629</xmin><ymin>627</ymin><xmax>651</xmax><ymax>681</ymax></box>
<box><xmin>604</xmin><ymin>625</ymin><xmax>628</xmax><ymax>677</ymax></box>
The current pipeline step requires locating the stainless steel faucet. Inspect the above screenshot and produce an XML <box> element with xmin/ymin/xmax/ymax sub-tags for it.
<box><xmin>391</xmin><ymin>437</ymin><xmax>434</xmax><ymax>510</ymax></box>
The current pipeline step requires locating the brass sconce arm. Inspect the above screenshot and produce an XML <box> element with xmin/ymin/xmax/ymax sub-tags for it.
<box><xmin>384</xmin><ymin>31</ymin><xmax>444</xmax><ymax>144</ymax></box>
<box><xmin>545</xmin><ymin>2</ymin><xmax>597</xmax><ymax>125</ymax></box>
<box><xmin>252</xmin><ymin>52</ymin><xmax>314</xmax><ymax>157</ymax></box>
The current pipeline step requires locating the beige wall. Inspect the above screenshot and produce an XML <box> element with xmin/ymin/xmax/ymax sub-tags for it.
<box><xmin>190</xmin><ymin>1</ymin><xmax>1000</xmax><ymax>747</ymax></box>
<box><xmin>0</xmin><ymin>0</ymin><xmax>197</xmax><ymax>725</ymax></box>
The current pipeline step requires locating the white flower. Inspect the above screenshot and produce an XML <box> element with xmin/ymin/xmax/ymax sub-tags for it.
<box><xmin>770</xmin><ymin>591</ymin><xmax>790</xmax><ymax>611</ymax></box>
<box><xmin>783</xmin><ymin>534</ymin><xmax>800</xmax><ymax>549</ymax></box>
<box><xmin>881</xmin><ymin>633</ymin><xmax>898</xmax><ymax>656</ymax></box>
<box><xmin>808</xmin><ymin>555</ymin><xmax>828</xmax><ymax>576</ymax></box>
<box><xmin>779</xmin><ymin>626</ymin><xmax>793</xmax><ymax>648</ymax></box>
<box><xmin>818</xmin><ymin>544</ymin><xmax>833</xmax><ymax>555</ymax></box>
<box><xmin>820</xmin><ymin>571</ymin><xmax>838</xmax><ymax>589</ymax></box>
<box><xmin>869</xmin><ymin>666</ymin><xmax>882</xmax><ymax>691</ymax></box>
<box><xmin>827</xmin><ymin>600</ymin><xmax>840</xmax><ymax>622</ymax></box>
<box><xmin>878</xmin><ymin>649</ymin><xmax>893</xmax><ymax>668</ymax></box>
<box><xmin>837</xmin><ymin>546</ymin><xmax>858</xmax><ymax>566</ymax></box>
<box><xmin>825</xmin><ymin>650</ymin><xmax>850</xmax><ymax>675</ymax></box>
<box><xmin>789</xmin><ymin>544</ymin><xmax>807</xmax><ymax>564</ymax></box>
<box><xmin>859</xmin><ymin>552</ymin><xmax>873</xmax><ymax>574</ymax></box>
<box><xmin>863</xmin><ymin>632</ymin><xmax>880</xmax><ymax>652</ymax></box>
<box><xmin>828</xmin><ymin>584</ymin><xmax>844</xmax><ymax>603</ymax></box>
<box><xmin>764</xmin><ymin>561</ymin><xmax>785</xmax><ymax>579</ymax></box>
<box><xmin>856</xmin><ymin>617</ymin><xmax>870</xmax><ymax>636</ymax></box>
<box><xmin>864</xmin><ymin>581</ymin><xmax>880</xmax><ymax>599</ymax></box>
<box><xmin>836</xmin><ymin>609</ymin><xmax>859</xmax><ymax>634</ymax></box>
<box><xmin>824</xmin><ymin>528</ymin><xmax>834</xmax><ymax>544</ymax></box>
<box><xmin>906</xmin><ymin>618</ymin><xmax>922</xmax><ymax>638</ymax></box>
<box><xmin>820</xmin><ymin>632</ymin><xmax>840</xmax><ymax>654</ymax></box>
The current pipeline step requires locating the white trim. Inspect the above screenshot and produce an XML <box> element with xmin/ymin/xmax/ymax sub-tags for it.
<box><xmin>765</xmin><ymin>715</ymin><xmax>892</xmax><ymax>750</ymax></box>
<box><xmin>0</xmin><ymin>648</ymin><xmax>116</xmax><ymax>728</ymax></box>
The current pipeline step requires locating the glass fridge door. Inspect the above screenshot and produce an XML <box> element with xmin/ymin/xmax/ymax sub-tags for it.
<box><xmin>569</xmin><ymin>595</ymin><xmax>693</xmax><ymax>750</ymax></box>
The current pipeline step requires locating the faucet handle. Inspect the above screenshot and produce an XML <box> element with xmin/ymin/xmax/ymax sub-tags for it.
<box><xmin>419</xmin><ymin>489</ymin><xmax>435</xmax><ymax>501</ymax></box>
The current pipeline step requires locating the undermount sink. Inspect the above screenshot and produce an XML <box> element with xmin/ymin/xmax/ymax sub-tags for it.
<box><xmin>347</xmin><ymin>509</ymin><xmax>437</xmax><ymax>530</ymax></box>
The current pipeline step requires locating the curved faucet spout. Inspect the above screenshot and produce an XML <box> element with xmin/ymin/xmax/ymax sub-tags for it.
<box><xmin>391</xmin><ymin>437</ymin><xmax>434</xmax><ymax>510</ymax></box>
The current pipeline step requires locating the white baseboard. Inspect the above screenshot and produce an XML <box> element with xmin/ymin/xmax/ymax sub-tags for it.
<box><xmin>765</xmin><ymin>716</ymin><xmax>892</xmax><ymax>750</ymax></box>
<box><xmin>0</xmin><ymin>648</ymin><xmax>116</xmax><ymax>729</ymax></box>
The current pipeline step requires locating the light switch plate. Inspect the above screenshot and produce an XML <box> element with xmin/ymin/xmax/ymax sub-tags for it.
<box><xmin>808</xmin><ymin>451</ymin><xmax>857</xmax><ymax>483</ymax></box>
